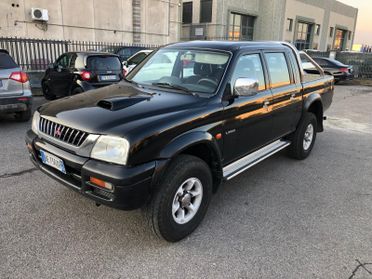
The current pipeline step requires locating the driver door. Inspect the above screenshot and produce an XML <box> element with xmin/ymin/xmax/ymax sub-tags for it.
<box><xmin>223</xmin><ymin>53</ymin><xmax>274</xmax><ymax>164</ymax></box>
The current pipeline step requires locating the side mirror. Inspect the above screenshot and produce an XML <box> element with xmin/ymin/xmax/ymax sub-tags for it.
<box><xmin>233</xmin><ymin>78</ymin><xmax>259</xmax><ymax>97</ymax></box>
<box><xmin>48</xmin><ymin>63</ymin><xmax>55</xmax><ymax>69</ymax></box>
<box><xmin>122</xmin><ymin>61</ymin><xmax>128</xmax><ymax>67</ymax></box>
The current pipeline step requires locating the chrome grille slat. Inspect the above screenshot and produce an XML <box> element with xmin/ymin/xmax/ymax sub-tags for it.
<box><xmin>63</xmin><ymin>128</ymin><xmax>70</xmax><ymax>141</ymax></box>
<box><xmin>39</xmin><ymin>117</ymin><xmax>88</xmax><ymax>147</ymax></box>
<box><xmin>77</xmin><ymin>132</ymin><xmax>86</xmax><ymax>146</ymax></box>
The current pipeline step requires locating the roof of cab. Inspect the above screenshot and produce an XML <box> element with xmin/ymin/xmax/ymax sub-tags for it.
<box><xmin>163</xmin><ymin>40</ymin><xmax>287</xmax><ymax>52</ymax></box>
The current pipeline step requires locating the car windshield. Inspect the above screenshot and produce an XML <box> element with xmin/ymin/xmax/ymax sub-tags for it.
<box><xmin>127</xmin><ymin>49</ymin><xmax>230</xmax><ymax>95</ymax></box>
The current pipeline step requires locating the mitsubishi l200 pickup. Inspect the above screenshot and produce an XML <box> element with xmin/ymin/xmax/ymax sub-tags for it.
<box><xmin>26</xmin><ymin>41</ymin><xmax>334</xmax><ymax>242</ymax></box>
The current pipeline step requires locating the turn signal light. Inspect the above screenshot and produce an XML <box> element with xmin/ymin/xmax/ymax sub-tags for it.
<box><xmin>89</xmin><ymin>176</ymin><xmax>113</xmax><ymax>190</ymax></box>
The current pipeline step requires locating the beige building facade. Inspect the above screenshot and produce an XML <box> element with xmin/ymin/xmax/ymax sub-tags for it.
<box><xmin>182</xmin><ymin>0</ymin><xmax>358</xmax><ymax>51</ymax></box>
<box><xmin>0</xmin><ymin>0</ymin><xmax>182</xmax><ymax>45</ymax></box>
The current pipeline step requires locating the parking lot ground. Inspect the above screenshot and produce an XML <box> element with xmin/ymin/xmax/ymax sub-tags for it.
<box><xmin>0</xmin><ymin>85</ymin><xmax>371</xmax><ymax>279</ymax></box>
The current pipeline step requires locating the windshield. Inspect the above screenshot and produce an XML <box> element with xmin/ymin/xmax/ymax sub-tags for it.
<box><xmin>127</xmin><ymin>49</ymin><xmax>230</xmax><ymax>94</ymax></box>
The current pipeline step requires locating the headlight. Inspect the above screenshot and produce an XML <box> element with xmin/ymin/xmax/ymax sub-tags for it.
<box><xmin>91</xmin><ymin>135</ymin><xmax>129</xmax><ymax>165</ymax></box>
<box><xmin>31</xmin><ymin>111</ymin><xmax>40</xmax><ymax>134</ymax></box>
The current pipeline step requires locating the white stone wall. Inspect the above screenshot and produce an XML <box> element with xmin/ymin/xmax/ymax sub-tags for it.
<box><xmin>0</xmin><ymin>0</ymin><xmax>181</xmax><ymax>45</ymax></box>
<box><xmin>181</xmin><ymin>0</ymin><xmax>358</xmax><ymax>50</ymax></box>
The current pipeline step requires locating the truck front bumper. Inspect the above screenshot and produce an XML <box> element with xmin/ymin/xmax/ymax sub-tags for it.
<box><xmin>25</xmin><ymin>130</ymin><xmax>158</xmax><ymax>210</ymax></box>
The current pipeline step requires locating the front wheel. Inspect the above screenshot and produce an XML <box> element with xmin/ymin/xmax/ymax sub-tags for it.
<box><xmin>148</xmin><ymin>155</ymin><xmax>213</xmax><ymax>242</ymax></box>
<box><xmin>288</xmin><ymin>112</ymin><xmax>317</xmax><ymax>160</ymax></box>
<box><xmin>42</xmin><ymin>81</ymin><xmax>56</xmax><ymax>100</ymax></box>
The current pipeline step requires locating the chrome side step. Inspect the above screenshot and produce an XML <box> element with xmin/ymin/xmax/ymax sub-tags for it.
<box><xmin>223</xmin><ymin>140</ymin><xmax>291</xmax><ymax>181</ymax></box>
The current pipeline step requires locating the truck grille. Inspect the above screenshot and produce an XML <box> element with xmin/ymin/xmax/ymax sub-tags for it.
<box><xmin>39</xmin><ymin>117</ymin><xmax>89</xmax><ymax>147</ymax></box>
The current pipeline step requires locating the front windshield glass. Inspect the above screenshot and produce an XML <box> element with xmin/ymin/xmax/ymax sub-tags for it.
<box><xmin>127</xmin><ymin>49</ymin><xmax>230</xmax><ymax>94</ymax></box>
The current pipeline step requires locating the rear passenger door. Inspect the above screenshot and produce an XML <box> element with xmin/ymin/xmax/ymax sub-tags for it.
<box><xmin>263</xmin><ymin>51</ymin><xmax>302</xmax><ymax>139</ymax></box>
<box><xmin>223</xmin><ymin>53</ymin><xmax>273</xmax><ymax>164</ymax></box>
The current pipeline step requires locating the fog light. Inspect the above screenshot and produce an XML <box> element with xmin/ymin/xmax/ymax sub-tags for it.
<box><xmin>89</xmin><ymin>177</ymin><xmax>113</xmax><ymax>191</ymax></box>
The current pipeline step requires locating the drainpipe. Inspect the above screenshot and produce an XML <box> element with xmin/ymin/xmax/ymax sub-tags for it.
<box><xmin>132</xmin><ymin>0</ymin><xmax>141</xmax><ymax>44</ymax></box>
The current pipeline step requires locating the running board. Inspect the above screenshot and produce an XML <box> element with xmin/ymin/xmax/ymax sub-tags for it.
<box><xmin>223</xmin><ymin>140</ymin><xmax>291</xmax><ymax>181</ymax></box>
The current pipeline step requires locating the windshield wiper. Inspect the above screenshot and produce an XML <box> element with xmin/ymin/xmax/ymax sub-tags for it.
<box><xmin>152</xmin><ymin>82</ymin><xmax>199</xmax><ymax>97</ymax></box>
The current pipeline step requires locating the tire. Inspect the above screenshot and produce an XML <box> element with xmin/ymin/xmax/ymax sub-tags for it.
<box><xmin>15</xmin><ymin>108</ymin><xmax>32</xmax><ymax>122</ymax></box>
<box><xmin>148</xmin><ymin>154</ymin><xmax>213</xmax><ymax>242</ymax></box>
<box><xmin>42</xmin><ymin>81</ymin><xmax>56</xmax><ymax>100</ymax></box>
<box><xmin>288</xmin><ymin>112</ymin><xmax>317</xmax><ymax>160</ymax></box>
<box><xmin>71</xmin><ymin>87</ymin><xmax>84</xmax><ymax>95</ymax></box>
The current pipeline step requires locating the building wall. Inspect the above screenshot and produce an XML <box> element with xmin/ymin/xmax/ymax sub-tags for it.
<box><xmin>0</xmin><ymin>0</ymin><xmax>181</xmax><ymax>45</ymax></box>
<box><xmin>182</xmin><ymin>0</ymin><xmax>358</xmax><ymax>51</ymax></box>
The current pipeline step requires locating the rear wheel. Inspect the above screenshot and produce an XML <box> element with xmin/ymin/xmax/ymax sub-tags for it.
<box><xmin>42</xmin><ymin>81</ymin><xmax>55</xmax><ymax>100</ymax></box>
<box><xmin>148</xmin><ymin>155</ymin><xmax>213</xmax><ymax>242</ymax></box>
<box><xmin>15</xmin><ymin>108</ymin><xmax>31</xmax><ymax>122</ymax></box>
<box><xmin>288</xmin><ymin>112</ymin><xmax>317</xmax><ymax>160</ymax></box>
<box><xmin>71</xmin><ymin>87</ymin><xmax>84</xmax><ymax>95</ymax></box>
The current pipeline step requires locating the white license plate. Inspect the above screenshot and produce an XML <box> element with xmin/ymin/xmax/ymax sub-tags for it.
<box><xmin>100</xmin><ymin>75</ymin><xmax>117</xmax><ymax>81</ymax></box>
<box><xmin>40</xmin><ymin>150</ymin><xmax>66</xmax><ymax>174</ymax></box>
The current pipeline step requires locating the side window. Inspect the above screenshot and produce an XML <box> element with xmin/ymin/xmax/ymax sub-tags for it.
<box><xmin>129</xmin><ymin>52</ymin><xmax>147</xmax><ymax>65</ymax></box>
<box><xmin>55</xmin><ymin>54</ymin><xmax>70</xmax><ymax>68</ymax></box>
<box><xmin>69</xmin><ymin>54</ymin><xmax>77</xmax><ymax>68</ymax></box>
<box><xmin>264</xmin><ymin>52</ymin><xmax>291</xmax><ymax>88</ymax></box>
<box><xmin>231</xmin><ymin>54</ymin><xmax>266</xmax><ymax>91</ymax></box>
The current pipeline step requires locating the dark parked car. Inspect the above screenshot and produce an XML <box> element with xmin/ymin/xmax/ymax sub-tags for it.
<box><xmin>26</xmin><ymin>41</ymin><xmax>334</xmax><ymax>242</ymax></box>
<box><xmin>312</xmin><ymin>57</ymin><xmax>353</xmax><ymax>83</ymax></box>
<box><xmin>41</xmin><ymin>52</ymin><xmax>123</xmax><ymax>100</ymax></box>
<box><xmin>101</xmin><ymin>46</ymin><xmax>146</xmax><ymax>62</ymax></box>
<box><xmin>0</xmin><ymin>49</ymin><xmax>32</xmax><ymax>121</ymax></box>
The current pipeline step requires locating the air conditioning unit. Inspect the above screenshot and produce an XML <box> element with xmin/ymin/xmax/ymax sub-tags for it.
<box><xmin>31</xmin><ymin>8</ymin><xmax>49</xmax><ymax>22</ymax></box>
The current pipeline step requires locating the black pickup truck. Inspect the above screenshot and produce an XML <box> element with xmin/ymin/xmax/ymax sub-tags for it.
<box><xmin>26</xmin><ymin>41</ymin><xmax>334</xmax><ymax>242</ymax></box>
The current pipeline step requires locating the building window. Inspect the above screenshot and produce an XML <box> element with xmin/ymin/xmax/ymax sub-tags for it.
<box><xmin>316</xmin><ymin>24</ymin><xmax>321</xmax><ymax>36</ymax></box>
<box><xmin>334</xmin><ymin>29</ymin><xmax>347</xmax><ymax>50</ymax></box>
<box><xmin>287</xmin><ymin>18</ymin><xmax>293</xmax><ymax>31</ymax></box>
<box><xmin>228</xmin><ymin>13</ymin><xmax>255</xmax><ymax>41</ymax></box>
<box><xmin>330</xmin><ymin>27</ymin><xmax>334</xmax><ymax>37</ymax></box>
<box><xmin>200</xmin><ymin>0</ymin><xmax>212</xmax><ymax>23</ymax></box>
<box><xmin>182</xmin><ymin>2</ymin><xmax>193</xmax><ymax>24</ymax></box>
<box><xmin>295</xmin><ymin>22</ymin><xmax>314</xmax><ymax>50</ymax></box>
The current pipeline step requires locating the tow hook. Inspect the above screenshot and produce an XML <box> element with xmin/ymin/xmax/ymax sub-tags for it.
<box><xmin>323</xmin><ymin>116</ymin><xmax>327</xmax><ymax>120</ymax></box>
<box><xmin>95</xmin><ymin>203</ymin><xmax>101</xmax><ymax>207</ymax></box>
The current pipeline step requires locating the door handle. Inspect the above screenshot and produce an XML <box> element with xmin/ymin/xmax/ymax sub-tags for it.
<box><xmin>263</xmin><ymin>100</ymin><xmax>270</xmax><ymax>109</ymax></box>
<box><xmin>290</xmin><ymin>93</ymin><xmax>296</xmax><ymax>101</ymax></box>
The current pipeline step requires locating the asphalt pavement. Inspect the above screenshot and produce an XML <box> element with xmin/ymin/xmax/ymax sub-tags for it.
<box><xmin>0</xmin><ymin>85</ymin><xmax>371</xmax><ymax>279</ymax></box>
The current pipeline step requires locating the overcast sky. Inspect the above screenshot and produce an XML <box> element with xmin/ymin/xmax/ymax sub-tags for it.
<box><xmin>337</xmin><ymin>0</ymin><xmax>372</xmax><ymax>45</ymax></box>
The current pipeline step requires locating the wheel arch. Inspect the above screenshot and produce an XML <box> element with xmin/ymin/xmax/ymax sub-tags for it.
<box><xmin>157</xmin><ymin>131</ymin><xmax>223</xmax><ymax>192</ymax></box>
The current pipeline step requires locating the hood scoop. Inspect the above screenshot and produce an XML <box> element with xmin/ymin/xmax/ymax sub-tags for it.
<box><xmin>97</xmin><ymin>96</ymin><xmax>150</xmax><ymax>111</ymax></box>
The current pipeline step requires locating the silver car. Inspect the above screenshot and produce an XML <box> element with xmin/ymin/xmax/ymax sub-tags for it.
<box><xmin>0</xmin><ymin>50</ymin><xmax>32</xmax><ymax>121</ymax></box>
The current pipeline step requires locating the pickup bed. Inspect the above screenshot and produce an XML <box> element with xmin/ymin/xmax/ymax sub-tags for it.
<box><xmin>26</xmin><ymin>41</ymin><xmax>334</xmax><ymax>242</ymax></box>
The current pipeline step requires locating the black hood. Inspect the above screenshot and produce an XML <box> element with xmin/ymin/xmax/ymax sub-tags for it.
<box><xmin>39</xmin><ymin>82</ymin><xmax>208</xmax><ymax>137</ymax></box>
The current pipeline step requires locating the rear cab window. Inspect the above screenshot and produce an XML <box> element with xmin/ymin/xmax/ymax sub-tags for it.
<box><xmin>87</xmin><ymin>56</ymin><xmax>122</xmax><ymax>71</ymax></box>
<box><xmin>0</xmin><ymin>53</ymin><xmax>18</xmax><ymax>69</ymax></box>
